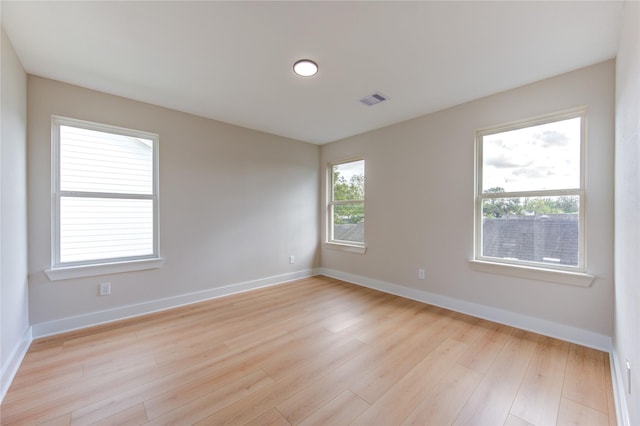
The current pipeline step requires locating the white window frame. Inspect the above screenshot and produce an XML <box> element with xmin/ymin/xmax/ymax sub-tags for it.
<box><xmin>46</xmin><ymin>116</ymin><xmax>163</xmax><ymax>281</ymax></box>
<box><xmin>326</xmin><ymin>157</ymin><xmax>366</xmax><ymax>254</ymax></box>
<box><xmin>472</xmin><ymin>108</ymin><xmax>594</xmax><ymax>286</ymax></box>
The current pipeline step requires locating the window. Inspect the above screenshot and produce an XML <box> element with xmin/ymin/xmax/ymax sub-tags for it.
<box><xmin>475</xmin><ymin>110</ymin><xmax>585</xmax><ymax>272</ymax></box>
<box><xmin>328</xmin><ymin>158</ymin><xmax>365</xmax><ymax>249</ymax></box>
<box><xmin>50</xmin><ymin>116</ymin><xmax>159</xmax><ymax>272</ymax></box>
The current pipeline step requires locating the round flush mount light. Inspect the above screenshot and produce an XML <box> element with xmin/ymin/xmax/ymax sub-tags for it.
<box><xmin>293</xmin><ymin>59</ymin><xmax>318</xmax><ymax>77</ymax></box>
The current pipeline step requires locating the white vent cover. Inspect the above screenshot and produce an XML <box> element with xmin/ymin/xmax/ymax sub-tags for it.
<box><xmin>359</xmin><ymin>92</ymin><xmax>389</xmax><ymax>106</ymax></box>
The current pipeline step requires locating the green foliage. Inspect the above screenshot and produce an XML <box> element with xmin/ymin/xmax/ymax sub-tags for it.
<box><xmin>333</xmin><ymin>171</ymin><xmax>365</xmax><ymax>224</ymax></box>
<box><xmin>483</xmin><ymin>197</ymin><xmax>523</xmax><ymax>218</ymax></box>
<box><xmin>333</xmin><ymin>171</ymin><xmax>364</xmax><ymax>201</ymax></box>
<box><xmin>482</xmin><ymin>187</ymin><xmax>522</xmax><ymax>218</ymax></box>
<box><xmin>482</xmin><ymin>187</ymin><xmax>578</xmax><ymax>218</ymax></box>
<box><xmin>523</xmin><ymin>197</ymin><xmax>579</xmax><ymax>215</ymax></box>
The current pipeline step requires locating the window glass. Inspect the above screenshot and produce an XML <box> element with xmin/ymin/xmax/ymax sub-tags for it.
<box><xmin>59</xmin><ymin>197</ymin><xmax>154</xmax><ymax>263</ymax></box>
<box><xmin>330</xmin><ymin>159</ymin><xmax>365</xmax><ymax>245</ymax></box>
<box><xmin>60</xmin><ymin>125</ymin><xmax>153</xmax><ymax>194</ymax></box>
<box><xmin>482</xmin><ymin>117</ymin><xmax>581</xmax><ymax>193</ymax></box>
<box><xmin>53</xmin><ymin>117</ymin><xmax>158</xmax><ymax>267</ymax></box>
<box><xmin>476</xmin><ymin>112</ymin><xmax>584</xmax><ymax>271</ymax></box>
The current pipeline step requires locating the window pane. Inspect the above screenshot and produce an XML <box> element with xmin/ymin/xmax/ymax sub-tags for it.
<box><xmin>482</xmin><ymin>117</ymin><xmax>581</xmax><ymax>193</ymax></box>
<box><xmin>481</xmin><ymin>196</ymin><xmax>579</xmax><ymax>267</ymax></box>
<box><xmin>60</xmin><ymin>125</ymin><xmax>153</xmax><ymax>194</ymax></box>
<box><xmin>333</xmin><ymin>160</ymin><xmax>365</xmax><ymax>201</ymax></box>
<box><xmin>332</xmin><ymin>203</ymin><xmax>364</xmax><ymax>243</ymax></box>
<box><xmin>60</xmin><ymin>197</ymin><xmax>154</xmax><ymax>263</ymax></box>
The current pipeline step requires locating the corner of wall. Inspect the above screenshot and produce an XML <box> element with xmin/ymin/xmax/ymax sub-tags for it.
<box><xmin>1</xmin><ymin>24</ymin><xmax>31</xmax><ymax>405</ymax></box>
<box><xmin>0</xmin><ymin>327</ymin><xmax>32</xmax><ymax>403</ymax></box>
<box><xmin>613</xmin><ymin>1</ymin><xmax>640</xmax><ymax>425</ymax></box>
<box><xmin>610</xmin><ymin>348</ymin><xmax>631</xmax><ymax>426</ymax></box>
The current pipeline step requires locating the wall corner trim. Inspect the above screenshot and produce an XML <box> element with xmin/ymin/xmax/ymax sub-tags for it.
<box><xmin>317</xmin><ymin>267</ymin><xmax>612</xmax><ymax>352</ymax></box>
<box><xmin>610</xmin><ymin>348</ymin><xmax>632</xmax><ymax>426</ymax></box>
<box><xmin>1</xmin><ymin>326</ymin><xmax>33</xmax><ymax>404</ymax></box>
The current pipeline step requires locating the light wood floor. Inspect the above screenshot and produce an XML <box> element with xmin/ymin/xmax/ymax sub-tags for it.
<box><xmin>2</xmin><ymin>276</ymin><xmax>616</xmax><ymax>425</ymax></box>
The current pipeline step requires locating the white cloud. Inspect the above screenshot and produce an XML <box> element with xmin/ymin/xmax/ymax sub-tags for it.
<box><xmin>482</xmin><ymin>117</ymin><xmax>580</xmax><ymax>192</ymax></box>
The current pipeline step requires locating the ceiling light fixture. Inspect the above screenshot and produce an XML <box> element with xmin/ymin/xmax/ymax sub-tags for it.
<box><xmin>293</xmin><ymin>59</ymin><xmax>318</xmax><ymax>77</ymax></box>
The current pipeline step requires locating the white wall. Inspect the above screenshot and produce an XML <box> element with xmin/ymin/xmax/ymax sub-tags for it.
<box><xmin>614</xmin><ymin>1</ymin><xmax>640</xmax><ymax>424</ymax></box>
<box><xmin>1</xmin><ymin>27</ymin><xmax>30</xmax><ymax>398</ymax></box>
<box><xmin>27</xmin><ymin>76</ymin><xmax>320</xmax><ymax>332</ymax></box>
<box><xmin>321</xmin><ymin>61</ymin><xmax>615</xmax><ymax>346</ymax></box>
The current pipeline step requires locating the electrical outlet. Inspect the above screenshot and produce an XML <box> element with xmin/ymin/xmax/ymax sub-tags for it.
<box><xmin>418</xmin><ymin>268</ymin><xmax>425</xmax><ymax>280</ymax></box>
<box><xmin>99</xmin><ymin>282</ymin><xmax>111</xmax><ymax>296</ymax></box>
<box><xmin>289</xmin><ymin>255</ymin><xmax>295</xmax><ymax>264</ymax></box>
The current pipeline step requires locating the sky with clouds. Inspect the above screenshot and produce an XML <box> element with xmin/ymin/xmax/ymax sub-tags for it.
<box><xmin>333</xmin><ymin>159</ymin><xmax>364</xmax><ymax>182</ymax></box>
<box><xmin>482</xmin><ymin>117</ymin><xmax>581</xmax><ymax>193</ymax></box>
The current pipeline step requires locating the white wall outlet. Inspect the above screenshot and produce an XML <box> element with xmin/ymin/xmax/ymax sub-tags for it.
<box><xmin>418</xmin><ymin>268</ymin><xmax>425</xmax><ymax>280</ymax></box>
<box><xmin>99</xmin><ymin>282</ymin><xmax>111</xmax><ymax>296</ymax></box>
<box><xmin>289</xmin><ymin>255</ymin><xmax>295</xmax><ymax>264</ymax></box>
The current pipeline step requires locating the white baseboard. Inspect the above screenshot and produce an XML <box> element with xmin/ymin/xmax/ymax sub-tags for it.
<box><xmin>610</xmin><ymin>348</ymin><xmax>631</xmax><ymax>426</ymax></box>
<box><xmin>1</xmin><ymin>326</ymin><xmax>32</xmax><ymax>403</ymax></box>
<box><xmin>31</xmin><ymin>269</ymin><xmax>319</xmax><ymax>339</ymax></box>
<box><xmin>8</xmin><ymin>268</ymin><xmax>624</xmax><ymax>419</ymax></box>
<box><xmin>318</xmin><ymin>268</ymin><xmax>612</xmax><ymax>352</ymax></box>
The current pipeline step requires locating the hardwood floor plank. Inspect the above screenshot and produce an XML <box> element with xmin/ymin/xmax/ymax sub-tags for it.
<box><xmin>71</xmin><ymin>339</ymin><xmax>265</xmax><ymax>424</ymax></box>
<box><xmin>402</xmin><ymin>363</ymin><xmax>483</xmax><ymax>426</ymax></box>
<box><xmin>350</xmin><ymin>338</ymin><xmax>467</xmax><ymax>425</ymax></box>
<box><xmin>145</xmin><ymin>369</ymin><xmax>274</xmax><ymax>425</ymax></box>
<box><xmin>510</xmin><ymin>336</ymin><xmax>570</xmax><ymax>426</ymax></box>
<box><xmin>2</xmin><ymin>360</ymin><xmax>170</xmax><ymax>424</ymax></box>
<box><xmin>456</xmin><ymin>320</ymin><xmax>514</xmax><ymax>374</ymax></box>
<box><xmin>244</xmin><ymin>408</ymin><xmax>291</xmax><ymax>426</ymax></box>
<box><xmin>152</xmin><ymin>325</ymin><xmax>342</xmax><ymax>417</ymax></box>
<box><xmin>38</xmin><ymin>413</ymin><xmax>71</xmax><ymax>426</ymax></box>
<box><xmin>88</xmin><ymin>403</ymin><xmax>149</xmax><ymax>426</ymax></box>
<box><xmin>556</xmin><ymin>397</ymin><xmax>609</xmax><ymax>425</ymax></box>
<box><xmin>504</xmin><ymin>413</ymin><xmax>535</xmax><ymax>426</ymax></box>
<box><xmin>298</xmin><ymin>390</ymin><xmax>369</xmax><ymax>426</ymax></box>
<box><xmin>194</xmin><ymin>337</ymin><xmax>366</xmax><ymax>425</ymax></box>
<box><xmin>124</xmin><ymin>363</ymin><xmax>264</xmax><ymax>420</ymax></box>
<box><xmin>453</xmin><ymin>329</ymin><xmax>539</xmax><ymax>426</ymax></box>
<box><xmin>445</xmin><ymin>312</ymin><xmax>481</xmax><ymax>342</ymax></box>
<box><xmin>275</xmin><ymin>331</ymin><xmax>399</xmax><ymax>424</ymax></box>
<box><xmin>350</xmin><ymin>298</ymin><xmax>431</xmax><ymax>344</ymax></box>
<box><xmin>153</xmin><ymin>339</ymin><xmax>229</xmax><ymax>366</ymax></box>
<box><xmin>323</xmin><ymin>310</ymin><xmax>364</xmax><ymax>332</ymax></box>
<box><xmin>83</xmin><ymin>352</ymin><xmax>157</xmax><ymax>379</ymax></box>
<box><xmin>563</xmin><ymin>344</ymin><xmax>609</xmax><ymax>413</ymax></box>
<box><xmin>3</xmin><ymin>362</ymin><xmax>84</xmax><ymax>402</ymax></box>
<box><xmin>259</xmin><ymin>328</ymin><xmax>355</xmax><ymax>380</ymax></box>
<box><xmin>349</xmin><ymin>314</ymin><xmax>456</xmax><ymax>404</ymax></box>
<box><xmin>0</xmin><ymin>276</ymin><xmax>616</xmax><ymax>426</ymax></box>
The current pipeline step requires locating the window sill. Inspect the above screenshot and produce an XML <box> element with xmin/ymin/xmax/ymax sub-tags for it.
<box><xmin>324</xmin><ymin>242</ymin><xmax>367</xmax><ymax>254</ymax></box>
<box><xmin>468</xmin><ymin>260</ymin><xmax>595</xmax><ymax>287</ymax></box>
<box><xmin>45</xmin><ymin>258</ymin><xmax>165</xmax><ymax>281</ymax></box>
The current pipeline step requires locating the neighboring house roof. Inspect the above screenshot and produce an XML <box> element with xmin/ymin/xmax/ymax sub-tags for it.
<box><xmin>483</xmin><ymin>215</ymin><xmax>579</xmax><ymax>266</ymax></box>
<box><xmin>334</xmin><ymin>222</ymin><xmax>364</xmax><ymax>243</ymax></box>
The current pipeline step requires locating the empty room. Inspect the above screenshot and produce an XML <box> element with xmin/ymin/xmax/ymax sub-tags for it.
<box><xmin>1</xmin><ymin>1</ymin><xmax>638</xmax><ymax>425</ymax></box>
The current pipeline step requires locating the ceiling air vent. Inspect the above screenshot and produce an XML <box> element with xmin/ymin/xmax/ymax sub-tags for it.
<box><xmin>359</xmin><ymin>92</ymin><xmax>389</xmax><ymax>106</ymax></box>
